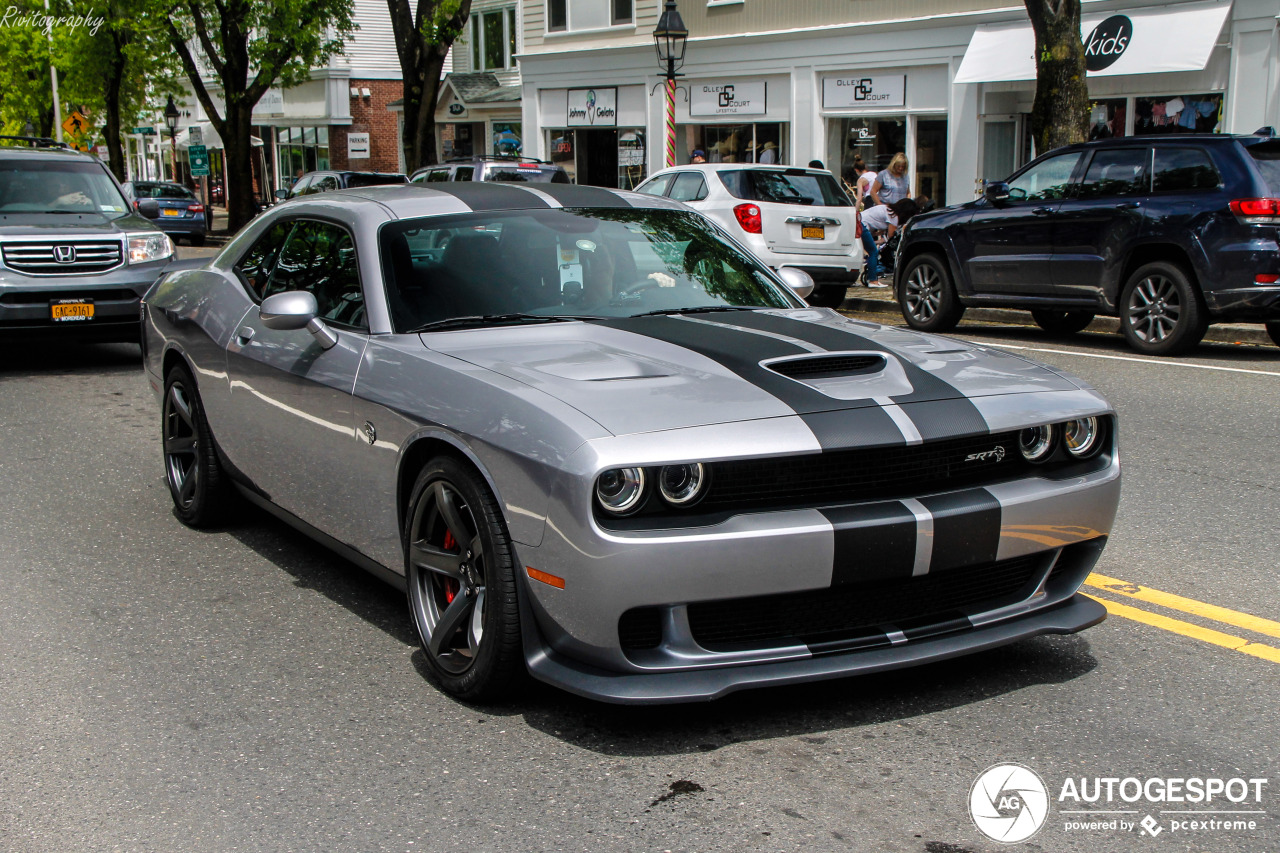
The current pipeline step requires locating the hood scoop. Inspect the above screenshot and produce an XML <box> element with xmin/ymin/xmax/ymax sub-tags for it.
<box><xmin>763</xmin><ymin>351</ymin><xmax>912</xmax><ymax>401</ymax></box>
<box><xmin>766</xmin><ymin>353</ymin><xmax>887</xmax><ymax>380</ymax></box>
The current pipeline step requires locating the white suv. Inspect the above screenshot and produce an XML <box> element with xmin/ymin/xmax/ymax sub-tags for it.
<box><xmin>635</xmin><ymin>164</ymin><xmax>862</xmax><ymax>307</ymax></box>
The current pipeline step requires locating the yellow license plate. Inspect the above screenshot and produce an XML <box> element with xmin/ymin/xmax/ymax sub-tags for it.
<box><xmin>51</xmin><ymin>300</ymin><xmax>94</xmax><ymax>322</ymax></box>
<box><xmin>162</xmin><ymin>208</ymin><xmax>181</xmax><ymax>216</ymax></box>
<box><xmin>801</xmin><ymin>225</ymin><xmax>825</xmax><ymax>239</ymax></box>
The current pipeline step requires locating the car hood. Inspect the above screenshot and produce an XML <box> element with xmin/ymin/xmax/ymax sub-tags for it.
<box><xmin>0</xmin><ymin>212</ymin><xmax>157</xmax><ymax>235</ymax></box>
<box><xmin>422</xmin><ymin>308</ymin><xmax>1083</xmax><ymax>437</ymax></box>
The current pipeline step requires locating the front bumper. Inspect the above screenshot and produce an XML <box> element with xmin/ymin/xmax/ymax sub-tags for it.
<box><xmin>0</xmin><ymin>263</ymin><xmax>170</xmax><ymax>337</ymax></box>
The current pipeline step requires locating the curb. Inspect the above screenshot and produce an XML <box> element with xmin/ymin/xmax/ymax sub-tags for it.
<box><xmin>838</xmin><ymin>294</ymin><xmax>1277</xmax><ymax>348</ymax></box>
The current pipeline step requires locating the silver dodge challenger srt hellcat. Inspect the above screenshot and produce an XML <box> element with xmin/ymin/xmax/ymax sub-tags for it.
<box><xmin>142</xmin><ymin>182</ymin><xmax>1120</xmax><ymax>704</ymax></box>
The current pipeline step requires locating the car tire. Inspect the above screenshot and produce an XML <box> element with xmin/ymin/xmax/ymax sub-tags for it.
<box><xmin>898</xmin><ymin>253</ymin><xmax>964</xmax><ymax>333</ymax></box>
<box><xmin>162</xmin><ymin>364</ymin><xmax>231</xmax><ymax>527</ymax></box>
<box><xmin>1266</xmin><ymin>321</ymin><xmax>1280</xmax><ymax>348</ymax></box>
<box><xmin>1030</xmin><ymin>309</ymin><xmax>1096</xmax><ymax>336</ymax></box>
<box><xmin>1119</xmin><ymin>262</ymin><xmax>1206</xmax><ymax>356</ymax></box>
<box><xmin>189</xmin><ymin>234</ymin><xmax>206</xmax><ymax>247</ymax></box>
<box><xmin>806</xmin><ymin>283</ymin><xmax>848</xmax><ymax>309</ymax></box>
<box><xmin>405</xmin><ymin>456</ymin><xmax>523</xmax><ymax>702</ymax></box>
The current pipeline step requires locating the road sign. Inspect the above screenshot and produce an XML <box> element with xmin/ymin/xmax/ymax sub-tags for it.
<box><xmin>188</xmin><ymin>125</ymin><xmax>203</xmax><ymax>145</ymax></box>
<box><xmin>189</xmin><ymin>144</ymin><xmax>210</xmax><ymax>177</ymax></box>
<box><xmin>130</xmin><ymin>126</ymin><xmax>156</xmax><ymax>135</ymax></box>
<box><xmin>62</xmin><ymin>111</ymin><xmax>88</xmax><ymax>136</ymax></box>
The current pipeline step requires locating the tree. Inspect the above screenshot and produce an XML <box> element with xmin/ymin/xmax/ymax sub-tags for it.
<box><xmin>387</xmin><ymin>0</ymin><xmax>472</xmax><ymax>173</ymax></box>
<box><xmin>0</xmin><ymin>0</ymin><xmax>60</xmax><ymax>138</ymax></box>
<box><xmin>166</xmin><ymin>0</ymin><xmax>356</xmax><ymax>230</ymax></box>
<box><xmin>1024</xmin><ymin>0</ymin><xmax>1089</xmax><ymax>153</ymax></box>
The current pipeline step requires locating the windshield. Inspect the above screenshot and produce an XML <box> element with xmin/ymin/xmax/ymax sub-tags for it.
<box><xmin>379</xmin><ymin>207</ymin><xmax>798</xmax><ymax>332</ymax></box>
<box><xmin>133</xmin><ymin>182</ymin><xmax>196</xmax><ymax>199</ymax></box>
<box><xmin>0</xmin><ymin>158</ymin><xmax>130</xmax><ymax>217</ymax></box>
<box><xmin>718</xmin><ymin>169</ymin><xmax>852</xmax><ymax>207</ymax></box>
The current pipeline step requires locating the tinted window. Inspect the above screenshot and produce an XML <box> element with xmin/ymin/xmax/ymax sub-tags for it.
<box><xmin>0</xmin><ymin>158</ymin><xmax>130</xmax><ymax>217</ymax></box>
<box><xmin>236</xmin><ymin>220</ymin><xmax>295</xmax><ymax>299</ymax></box>
<box><xmin>346</xmin><ymin>173</ymin><xmax>407</xmax><ymax>188</ymax></box>
<box><xmin>669</xmin><ymin>172</ymin><xmax>708</xmax><ymax>202</ymax></box>
<box><xmin>1079</xmin><ymin>148</ymin><xmax>1149</xmax><ymax>198</ymax></box>
<box><xmin>134</xmin><ymin>182</ymin><xmax>196</xmax><ymax>199</ymax></box>
<box><xmin>729</xmin><ymin>170</ymin><xmax>851</xmax><ymax>206</ymax></box>
<box><xmin>1247</xmin><ymin>143</ymin><xmax>1280</xmax><ymax>195</ymax></box>
<box><xmin>486</xmin><ymin>165</ymin><xmax>562</xmax><ymax>183</ymax></box>
<box><xmin>311</xmin><ymin>175</ymin><xmax>340</xmax><ymax>193</ymax></box>
<box><xmin>264</xmin><ymin>221</ymin><xmax>365</xmax><ymax>328</ymax></box>
<box><xmin>426</xmin><ymin>169</ymin><xmax>450</xmax><ymax>183</ymax></box>
<box><xmin>1152</xmin><ymin>148</ymin><xmax>1220</xmax><ymax>192</ymax></box>
<box><xmin>718</xmin><ymin>170</ymin><xmax>750</xmax><ymax>200</ymax></box>
<box><xmin>1006</xmin><ymin>152</ymin><xmax>1081</xmax><ymax>201</ymax></box>
<box><xmin>288</xmin><ymin>176</ymin><xmax>312</xmax><ymax>197</ymax></box>
<box><xmin>455</xmin><ymin>167</ymin><xmax>474</xmax><ymax>181</ymax></box>
<box><xmin>636</xmin><ymin>173</ymin><xmax>674</xmax><ymax>197</ymax></box>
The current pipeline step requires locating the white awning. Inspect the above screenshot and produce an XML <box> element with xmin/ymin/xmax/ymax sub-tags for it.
<box><xmin>955</xmin><ymin>1</ymin><xmax>1232</xmax><ymax>84</ymax></box>
<box><xmin>173</xmin><ymin>121</ymin><xmax>264</xmax><ymax>150</ymax></box>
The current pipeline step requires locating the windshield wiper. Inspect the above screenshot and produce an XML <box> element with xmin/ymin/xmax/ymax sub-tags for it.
<box><xmin>630</xmin><ymin>305</ymin><xmax>756</xmax><ymax>318</ymax></box>
<box><xmin>407</xmin><ymin>313</ymin><xmax>587</xmax><ymax>334</ymax></box>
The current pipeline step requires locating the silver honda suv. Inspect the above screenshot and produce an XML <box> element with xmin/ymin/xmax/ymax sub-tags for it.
<box><xmin>0</xmin><ymin>140</ymin><xmax>174</xmax><ymax>343</ymax></box>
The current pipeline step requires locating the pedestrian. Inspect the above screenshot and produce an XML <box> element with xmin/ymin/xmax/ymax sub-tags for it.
<box><xmin>859</xmin><ymin>198</ymin><xmax>916</xmax><ymax>287</ymax></box>
<box><xmin>870</xmin><ymin>152</ymin><xmax>910</xmax><ymax>206</ymax></box>
<box><xmin>691</xmin><ymin>149</ymin><xmax>707</xmax><ymax>164</ymax></box>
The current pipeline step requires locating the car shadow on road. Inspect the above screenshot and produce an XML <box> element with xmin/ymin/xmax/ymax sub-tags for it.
<box><xmin>0</xmin><ymin>340</ymin><xmax>141</xmax><ymax>376</ymax></box>
<box><xmin>950</xmin><ymin>323</ymin><xmax>1280</xmax><ymax>362</ymax></box>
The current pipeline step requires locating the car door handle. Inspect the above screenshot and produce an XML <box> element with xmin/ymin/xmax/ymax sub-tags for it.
<box><xmin>1115</xmin><ymin>201</ymin><xmax>1141</xmax><ymax>210</ymax></box>
<box><xmin>1032</xmin><ymin>207</ymin><xmax>1054</xmax><ymax>216</ymax></box>
<box><xmin>235</xmin><ymin>326</ymin><xmax>255</xmax><ymax>345</ymax></box>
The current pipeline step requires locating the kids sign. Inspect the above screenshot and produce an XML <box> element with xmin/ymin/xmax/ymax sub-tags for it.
<box><xmin>567</xmin><ymin>88</ymin><xmax>617</xmax><ymax>127</ymax></box>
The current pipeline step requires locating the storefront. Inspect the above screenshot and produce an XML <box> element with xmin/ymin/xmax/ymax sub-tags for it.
<box><xmin>674</xmin><ymin>77</ymin><xmax>790</xmax><ymax>166</ymax></box>
<box><xmin>539</xmin><ymin>85</ymin><xmax>648</xmax><ymax>188</ymax></box>
<box><xmin>428</xmin><ymin>73</ymin><xmax>525</xmax><ymax>167</ymax></box>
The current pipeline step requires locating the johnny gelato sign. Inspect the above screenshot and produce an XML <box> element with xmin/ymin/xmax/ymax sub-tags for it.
<box><xmin>567</xmin><ymin>88</ymin><xmax>617</xmax><ymax>127</ymax></box>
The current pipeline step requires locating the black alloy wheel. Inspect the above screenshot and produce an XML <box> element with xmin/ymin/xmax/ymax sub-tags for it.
<box><xmin>162</xmin><ymin>364</ymin><xmax>230</xmax><ymax>527</ymax></box>
<box><xmin>1031</xmin><ymin>309</ymin><xmax>1096</xmax><ymax>336</ymax></box>
<box><xmin>405</xmin><ymin>456</ymin><xmax>522</xmax><ymax>701</ymax></box>
<box><xmin>898</xmin><ymin>253</ymin><xmax>964</xmax><ymax>332</ymax></box>
<box><xmin>1119</xmin><ymin>261</ymin><xmax>1206</xmax><ymax>356</ymax></box>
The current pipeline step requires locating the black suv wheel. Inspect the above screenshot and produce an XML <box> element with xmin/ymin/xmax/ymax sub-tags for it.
<box><xmin>1119</xmin><ymin>261</ymin><xmax>1206</xmax><ymax>356</ymax></box>
<box><xmin>898</xmin><ymin>254</ymin><xmax>964</xmax><ymax>333</ymax></box>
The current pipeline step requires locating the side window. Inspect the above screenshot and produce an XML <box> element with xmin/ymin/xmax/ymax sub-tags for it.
<box><xmin>289</xmin><ymin>176</ymin><xmax>312</xmax><ymax>198</ymax></box>
<box><xmin>263</xmin><ymin>221</ymin><xmax>366</xmax><ymax>329</ymax></box>
<box><xmin>635</xmin><ymin>173</ymin><xmax>674</xmax><ymax>197</ymax></box>
<box><xmin>1079</xmin><ymin>149</ymin><xmax>1149</xmax><ymax>198</ymax></box>
<box><xmin>235</xmin><ymin>220</ymin><xmax>296</xmax><ymax>299</ymax></box>
<box><xmin>312</xmin><ymin>175</ymin><xmax>340</xmax><ymax>193</ymax></box>
<box><xmin>1006</xmin><ymin>152</ymin><xmax>1082</xmax><ymax>201</ymax></box>
<box><xmin>426</xmin><ymin>169</ymin><xmax>450</xmax><ymax>183</ymax></box>
<box><xmin>669</xmin><ymin>172</ymin><xmax>708</xmax><ymax>202</ymax></box>
<box><xmin>1152</xmin><ymin>148</ymin><xmax>1221</xmax><ymax>192</ymax></box>
<box><xmin>455</xmin><ymin>167</ymin><xmax>474</xmax><ymax>181</ymax></box>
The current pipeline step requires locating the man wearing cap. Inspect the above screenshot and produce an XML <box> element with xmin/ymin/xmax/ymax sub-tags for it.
<box><xmin>690</xmin><ymin>149</ymin><xmax>707</xmax><ymax>164</ymax></box>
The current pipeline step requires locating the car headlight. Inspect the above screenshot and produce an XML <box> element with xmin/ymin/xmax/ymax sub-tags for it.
<box><xmin>127</xmin><ymin>232</ymin><xmax>174</xmax><ymax>264</ymax></box>
<box><xmin>1064</xmin><ymin>417</ymin><xmax>1103</xmax><ymax>458</ymax></box>
<box><xmin>596</xmin><ymin>467</ymin><xmax>646</xmax><ymax>515</ymax></box>
<box><xmin>1019</xmin><ymin>424</ymin><xmax>1056</xmax><ymax>463</ymax></box>
<box><xmin>658</xmin><ymin>463</ymin><xmax>706</xmax><ymax>506</ymax></box>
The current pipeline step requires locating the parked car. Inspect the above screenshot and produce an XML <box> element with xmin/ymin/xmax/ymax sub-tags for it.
<box><xmin>409</xmin><ymin>155</ymin><xmax>570</xmax><ymax>185</ymax></box>
<box><xmin>895</xmin><ymin>132</ymin><xmax>1280</xmax><ymax>354</ymax></box>
<box><xmin>0</xmin><ymin>137</ymin><xmax>173</xmax><ymax>342</ymax></box>
<box><xmin>280</xmin><ymin>170</ymin><xmax>407</xmax><ymax>200</ymax></box>
<box><xmin>142</xmin><ymin>181</ymin><xmax>1119</xmax><ymax>704</ymax></box>
<box><xmin>122</xmin><ymin>180</ymin><xmax>207</xmax><ymax>246</ymax></box>
<box><xmin>635</xmin><ymin>164</ymin><xmax>863</xmax><ymax>308</ymax></box>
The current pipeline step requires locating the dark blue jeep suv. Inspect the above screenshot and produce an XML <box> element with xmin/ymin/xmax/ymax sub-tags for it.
<box><xmin>894</xmin><ymin>133</ymin><xmax>1280</xmax><ymax>354</ymax></box>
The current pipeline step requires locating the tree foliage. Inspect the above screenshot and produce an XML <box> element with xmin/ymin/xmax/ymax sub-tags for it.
<box><xmin>387</xmin><ymin>0</ymin><xmax>473</xmax><ymax>173</ymax></box>
<box><xmin>1024</xmin><ymin>0</ymin><xmax>1089</xmax><ymax>153</ymax></box>
<box><xmin>165</xmin><ymin>0</ymin><xmax>356</xmax><ymax>229</ymax></box>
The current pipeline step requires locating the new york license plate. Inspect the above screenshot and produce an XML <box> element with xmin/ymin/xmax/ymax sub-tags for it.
<box><xmin>801</xmin><ymin>225</ymin><xmax>825</xmax><ymax>239</ymax></box>
<box><xmin>162</xmin><ymin>208</ymin><xmax>181</xmax><ymax>217</ymax></box>
<box><xmin>51</xmin><ymin>299</ymin><xmax>94</xmax><ymax>322</ymax></box>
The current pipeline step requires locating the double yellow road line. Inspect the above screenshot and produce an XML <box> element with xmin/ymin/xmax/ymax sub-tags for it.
<box><xmin>1084</xmin><ymin>573</ymin><xmax>1280</xmax><ymax>665</ymax></box>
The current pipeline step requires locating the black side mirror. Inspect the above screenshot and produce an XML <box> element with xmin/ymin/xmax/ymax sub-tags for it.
<box><xmin>983</xmin><ymin>181</ymin><xmax>1011</xmax><ymax>204</ymax></box>
<box><xmin>136</xmin><ymin>199</ymin><xmax>160</xmax><ymax>218</ymax></box>
<box><xmin>274</xmin><ymin>188</ymin><xmax>290</xmax><ymax>201</ymax></box>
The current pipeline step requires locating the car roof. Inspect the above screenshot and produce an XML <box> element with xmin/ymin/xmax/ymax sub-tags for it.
<box><xmin>0</xmin><ymin>146</ymin><xmax>103</xmax><ymax>163</ymax></box>
<box><xmin>324</xmin><ymin>181</ymin><xmax>687</xmax><ymax>218</ymax></box>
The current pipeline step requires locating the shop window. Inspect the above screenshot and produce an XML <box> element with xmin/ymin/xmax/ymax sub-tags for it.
<box><xmin>471</xmin><ymin>8</ymin><xmax>516</xmax><ymax>70</ymax></box>
<box><xmin>493</xmin><ymin>122</ymin><xmax>522</xmax><ymax>156</ymax></box>
<box><xmin>1134</xmin><ymin>94</ymin><xmax>1222</xmax><ymax>135</ymax></box>
<box><xmin>1080</xmin><ymin>148</ymin><xmax>1148</xmax><ymax>198</ymax></box>
<box><xmin>547</xmin><ymin>130</ymin><xmax>576</xmax><ymax>182</ymax></box>
<box><xmin>547</xmin><ymin>0</ymin><xmax>566</xmax><ymax>31</ymax></box>
<box><xmin>612</xmin><ymin>0</ymin><xmax>632</xmax><ymax>25</ymax></box>
<box><xmin>1088</xmin><ymin>99</ymin><xmax>1127</xmax><ymax>140</ymax></box>
<box><xmin>915</xmin><ymin>119</ymin><xmax>947</xmax><ymax>207</ymax></box>
<box><xmin>1152</xmin><ymin>148</ymin><xmax>1220</xmax><ymax>192</ymax></box>
<box><xmin>677</xmin><ymin>123</ymin><xmax>785</xmax><ymax>165</ymax></box>
<box><xmin>827</xmin><ymin>116</ymin><xmax>905</xmax><ymax>186</ymax></box>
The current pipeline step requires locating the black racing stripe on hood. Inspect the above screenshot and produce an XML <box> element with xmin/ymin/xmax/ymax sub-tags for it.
<box><xmin>696</xmin><ymin>310</ymin><xmax>990</xmax><ymax>436</ymax></box>
<box><xmin>424</xmin><ymin>183</ymin><xmax>551</xmax><ymax>211</ymax></box>
<box><xmin>527</xmin><ymin>183</ymin><xmax>632</xmax><ymax>208</ymax></box>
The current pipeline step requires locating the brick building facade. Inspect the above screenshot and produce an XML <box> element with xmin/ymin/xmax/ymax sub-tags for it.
<box><xmin>329</xmin><ymin>79</ymin><xmax>404</xmax><ymax>174</ymax></box>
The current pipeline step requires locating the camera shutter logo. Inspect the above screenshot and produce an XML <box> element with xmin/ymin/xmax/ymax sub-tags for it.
<box><xmin>53</xmin><ymin>245</ymin><xmax>77</xmax><ymax>264</ymax></box>
<box><xmin>970</xmin><ymin>763</ymin><xmax>1050</xmax><ymax>844</ymax></box>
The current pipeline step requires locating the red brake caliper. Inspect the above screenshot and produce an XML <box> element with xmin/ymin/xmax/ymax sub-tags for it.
<box><xmin>442</xmin><ymin>530</ymin><xmax>459</xmax><ymax>604</ymax></box>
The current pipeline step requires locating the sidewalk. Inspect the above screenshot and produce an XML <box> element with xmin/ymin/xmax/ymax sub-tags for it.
<box><xmin>837</xmin><ymin>282</ymin><xmax>1278</xmax><ymax>348</ymax></box>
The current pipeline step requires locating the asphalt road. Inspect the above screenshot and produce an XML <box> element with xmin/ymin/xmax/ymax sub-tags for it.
<box><xmin>1</xmin><ymin>318</ymin><xmax>1277</xmax><ymax>853</ymax></box>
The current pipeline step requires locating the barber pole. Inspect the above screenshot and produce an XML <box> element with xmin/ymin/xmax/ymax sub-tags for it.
<box><xmin>665</xmin><ymin>78</ymin><xmax>676</xmax><ymax>167</ymax></box>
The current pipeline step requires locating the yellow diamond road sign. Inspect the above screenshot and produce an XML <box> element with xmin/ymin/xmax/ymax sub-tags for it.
<box><xmin>62</xmin><ymin>111</ymin><xmax>89</xmax><ymax>136</ymax></box>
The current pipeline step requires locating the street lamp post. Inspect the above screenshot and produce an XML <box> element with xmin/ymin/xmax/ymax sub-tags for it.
<box><xmin>164</xmin><ymin>96</ymin><xmax>180</xmax><ymax>182</ymax></box>
<box><xmin>652</xmin><ymin>1</ymin><xmax>688</xmax><ymax>169</ymax></box>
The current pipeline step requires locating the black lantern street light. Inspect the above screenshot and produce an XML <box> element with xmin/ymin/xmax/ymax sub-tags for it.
<box><xmin>164</xmin><ymin>95</ymin><xmax>180</xmax><ymax>181</ymax></box>
<box><xmin>652</xmin><ymin>1</ymin><xmax>688</xmax><ymax>168</ymax></box>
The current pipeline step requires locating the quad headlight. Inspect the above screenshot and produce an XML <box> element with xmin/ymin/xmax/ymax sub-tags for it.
<box><xmin>1064</xmin><ymin>416</ymin><xmax>1103</xmax><ymax>458</ymax></box>
<box><xmin>595</xmin><ymin>467</ymin><xmax>646</xmax><ymax>515</ymax></box>
<box><xmin>659</xmin><ymin>463</ymin><xmax>706</xmax><ymax>506</ymax></box>
<box><xmin>127</xmin><ymin>232</ymin><xmax>174</xmax><ymax>264</ymax></box>
<box><xmin>1018</xmin><ymin>424</ymin><xmax>1056</xmax><ymax>463</ymax></box>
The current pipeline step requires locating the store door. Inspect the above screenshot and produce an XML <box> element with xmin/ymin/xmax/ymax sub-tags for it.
<box><xmin>576</xmin><ymin>129</ymin><xmax>618</xmax><ymax>188</ymax></box>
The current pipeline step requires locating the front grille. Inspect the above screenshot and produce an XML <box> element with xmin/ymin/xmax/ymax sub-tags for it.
<box><xmin>2</xmin><ymin>240</ymin><xmax>124</xmax><ymax>275</ymax></box>
<box><xmin>686</xmin><ymin>554</ymin><xmax>1042</xmax><ymax>651</ymax></box>
<box><xmin>0</xmin><ymin>288</ymin><xmax>137</xmax><ymax>305</ymax></box>
<box><xmin>768</xmin><ymin>354</ymin><xmax>885</xmax><ymax>379</ymax></box>
<box><xmin>700</xmin><ymin>431</ymin><xmax>1025</xmax><ymax>513</ymax></box>
<box><xmin>619</xmin><ymin>608</ymin><xmax>663</xmax><ymax>650</ymax></box>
